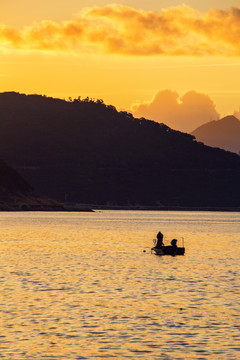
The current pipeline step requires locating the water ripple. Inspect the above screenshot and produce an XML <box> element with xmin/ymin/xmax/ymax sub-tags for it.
<box><xmin>0</xmin><ymin>210</ymin><xmax>239</xmax><ymax>359</ymax></box>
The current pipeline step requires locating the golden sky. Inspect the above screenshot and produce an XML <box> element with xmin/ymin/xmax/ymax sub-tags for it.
<box><xmin>1</xmin><ymin>1</ymin><xmax>240</xmax><ymax>131</ymax></box>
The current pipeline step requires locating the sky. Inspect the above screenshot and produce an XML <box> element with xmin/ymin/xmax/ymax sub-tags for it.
<box><xmin>1</xmin><ymin>0</ymin><xmax>240</xmax><ymax>132</ymax></box>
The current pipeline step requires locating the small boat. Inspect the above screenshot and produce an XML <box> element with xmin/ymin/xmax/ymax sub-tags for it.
<box><xmin>151</xmin><ymin>245</ymin><xmax>185</xmax><ymax>256</ymax></box>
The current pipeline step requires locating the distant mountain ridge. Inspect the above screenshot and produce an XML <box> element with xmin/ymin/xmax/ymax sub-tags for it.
<box><xmin>191</xmin><ymin>115</ymin><xmax>240</xmax><ymax>154</ymax></box>
<box><xmin>0</xmin><ymin>92</ymin><xmax>239</xmax><ymax>207</ymax></box>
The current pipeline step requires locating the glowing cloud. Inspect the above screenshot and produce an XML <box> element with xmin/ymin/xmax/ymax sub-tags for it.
<box><xmin>0</xmin><ymin>5</ymin><xmax>240</xmax><ymax>56</ymax></box>
<box><xmin>131</xmin><ymin>90</ymin><xmax>220</xmax><ymax>133</ymax></box>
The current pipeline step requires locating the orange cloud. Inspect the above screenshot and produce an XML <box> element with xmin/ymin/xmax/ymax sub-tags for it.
<box><xmin>131</xmin><ymin>90</ymin><xmax>220</xmax><ymax>133</ymax></box>
<box><xmin>0</xmin><ymin>25</ymin><xmax>23</xmax><ymax>47</ymax></box>
<box><xmin>0</xmin><ymin>4</ymin><xmax>240</xmax><ymax>56</ymax></box>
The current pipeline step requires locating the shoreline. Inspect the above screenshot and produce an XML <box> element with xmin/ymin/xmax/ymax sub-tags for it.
<box><xmin>91</xmin><ymin>206</ymin><xmax>240</xmax><ymax>212</ymax></box>
<box><xmin>0</xmin><ymin>200</ymin><xmax>239</xmax><ymax>212</ymax></box>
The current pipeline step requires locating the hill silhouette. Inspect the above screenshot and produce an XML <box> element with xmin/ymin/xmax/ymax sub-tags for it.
<box><xmin>0</xmin><ymin>92</ymin><xmax>240</xmax><ymax>207</ymax></box>
<box><xmin>0</xmin><ymin>156</ymin><xmax>63</xmax><ymax>210</ymax></box>
<box><xmin>0</xmin><ymin>157</ymin><xmax>31</xmax><ymax>209</ymax></box>
<box><xmin>192</xmin><ymin>116</ymin><xmax>240</xmax><ymax>154</ymax></box>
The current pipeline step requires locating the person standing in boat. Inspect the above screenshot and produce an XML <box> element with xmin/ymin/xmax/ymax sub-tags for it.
<box><xmin>156</xmin><ymin>231</ymin><xmax>164</xmax><ymax>248</ymax></box>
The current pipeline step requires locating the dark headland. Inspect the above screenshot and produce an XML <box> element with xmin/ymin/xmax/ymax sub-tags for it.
<box><xmin>0</xmin><ymin>92</ymin><xmax>239</xmax><ymax>211</ymax></box>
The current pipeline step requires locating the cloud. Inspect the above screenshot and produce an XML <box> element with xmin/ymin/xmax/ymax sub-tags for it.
<box><xmin>0</xmin><ymin>4</ymin><xmax>240</xmax><ymax>56</ymax></box>
<box><xmin>131</xmin><ymin>90</ymin><xmax>220</xmax><ymax>133</ymax></box>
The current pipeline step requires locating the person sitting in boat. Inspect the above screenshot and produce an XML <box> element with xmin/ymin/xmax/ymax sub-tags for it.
<box><xmin>171</xmin><ymin>239</ymin><xmax>178</xmax><ymax>249</ymax></box>
<box><xmin>156</xmin><ymin>231</ymin><xmax>164</xmax><ymax>248</ymax></box>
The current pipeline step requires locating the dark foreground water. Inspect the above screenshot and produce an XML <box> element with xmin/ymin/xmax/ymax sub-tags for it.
<box><xmin>0</xmin><ymin>211</ymin><xmax>239</xmax><ymax>359</ymax></box>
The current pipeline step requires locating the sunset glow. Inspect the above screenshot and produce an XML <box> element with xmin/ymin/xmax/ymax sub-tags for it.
<box><xmin>1</xmin><ymin>0</ymin><xmax>240</xmax><ymax>129</ymax></box>
<box><xmin>0</xmin><ymin>3</ymin><xmax>240</xmax><ymax>358</ymax></box>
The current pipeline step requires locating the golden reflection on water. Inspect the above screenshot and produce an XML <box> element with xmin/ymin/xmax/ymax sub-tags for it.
<box><xmin>0</xmin><ymin>211</ymin><xmax>239</xmax><ymax>359</ymax></box>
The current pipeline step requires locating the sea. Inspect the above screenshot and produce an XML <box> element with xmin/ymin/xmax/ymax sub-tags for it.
<box><xmin>0</xmin><ymin>210</ymin><xmax>239</xmax><ymax>360</ymax></box>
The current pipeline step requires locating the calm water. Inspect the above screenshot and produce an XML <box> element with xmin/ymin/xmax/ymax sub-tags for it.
<box><xmin>0</xmin><ymin>210</ymin><xmax>239</xmax><ymax>359</ymax></box>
